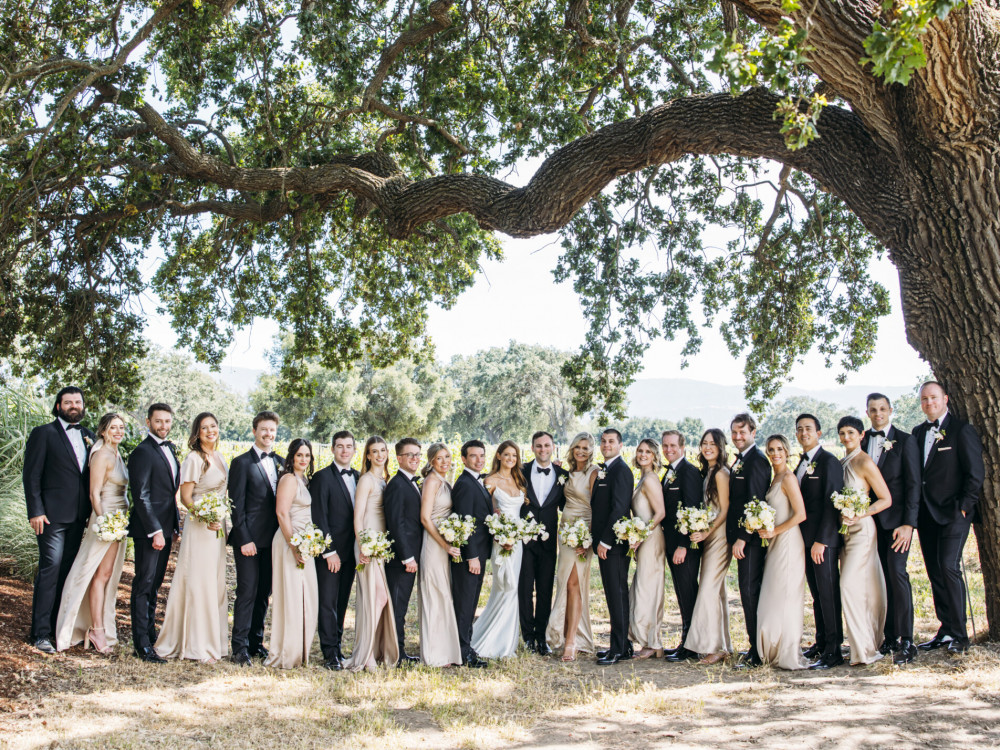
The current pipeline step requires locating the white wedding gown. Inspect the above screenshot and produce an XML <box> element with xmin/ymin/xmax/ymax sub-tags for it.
<box><xmin>471</xmin><ymin>487</ymin><xmax>524</xmax><ymax>659</ymax></box>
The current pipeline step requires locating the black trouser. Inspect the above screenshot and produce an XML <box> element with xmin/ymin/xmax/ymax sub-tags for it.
<box><xmin>315</xmin><ymin>552</ymin><xmax>356</xmax><ymax>660</ymax></box>
<box><xmin>804</xmin><ymin>543</ymin><xmax>842</xmax><ymax>655</ymax></box>
<box><xmin>130</xmin><ymin>534</ymin><xmax>173</xmax><ymax>651</ymax></box>
<box><xmin>451</xmin><ymin>561</ymin><xmax>485</xmax><ymax>660</ymax></box>
<box><xmin>518</xmin><ymin>541</ymin><xmax>557</xmax><ymax>644</ymax></box>
<box><xmin>385</xmin><ymin>561</ymin><xmax>416</xmax><ymax>657</ymax></box>
<box><xmin>598</xmin><ymin>546</ymin><xmax>631</xmax><ymax>656</ymax></box>
<box><xmin>666</xmin><ymin>544</ymin><xmax>701</xmax><ymax>645</ymax></box>
<box><xmin>919</xmin><ymin>514</ymin><xmax>972</xmax><ymax>640</ymax></box>
<box><xmin>31</xmin><ymin>520</ymin><xmax>84</xmax><ymax>640</ymax></box>
<box><xmin>876</xmin><ymin>524</ymin><xmax>914</xmax><ymax>643</ymax></box>
<box><xmin>232</xmin><ymin>546</ymin><xmax>274</xmax><ymax>654</ymax></box>
<box><xmin>736</xmin><ymin>543</ymin><xmax>766</xmax><ymax>655</ymax></box>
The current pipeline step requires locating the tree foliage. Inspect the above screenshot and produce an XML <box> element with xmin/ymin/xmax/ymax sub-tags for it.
<box><xmin>758</xmin><ymin>395</ymin><xmax>855</xmax><ymax>445</ymax></box>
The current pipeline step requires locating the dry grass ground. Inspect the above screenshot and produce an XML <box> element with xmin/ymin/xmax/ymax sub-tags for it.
<box><xmin>2</xmin><ymin>535</ymin><xmax>997</xmax><ymax>750</ymax></box>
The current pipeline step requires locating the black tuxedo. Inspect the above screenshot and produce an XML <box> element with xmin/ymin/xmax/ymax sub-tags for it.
<box><xmin>518</xmin><ymin>460</ymin><xmax>568</xmax><ymax>645</ymax></box>
<box><xmin>662</xmin><ymin>458</ymin><xmax>702</xmax><ymax>645</ymax></box>
<box><xmin>913</xmin><ymin>413</ymin><xmax>984</xmax><ymax>641</ymax></box>
<box><xmin>22</xmin><ymin>419</ymin><xmax>94</xmax><ymax>640</ymax></box>
<box><xmin>228</xmin><ymin>448</ymin><xmax>283</xmax><ymax>654</ymax></box>
<box><xmin>590</xmin><ymin>455</ymin><xmax>635</xmax><ymax>655</ymax></box>
<box><xmin>862</xmin><ymin>426</ymin><xmax>920</xmax><ymax>643</ymax></box>
<box><xmin>726</xmin><ymin>444</ymin><xmax>771</xmax><ymax>656</ymax></box>
<box><xmin>797</xmin><ymin>447</ymin><xmax>844</xmax><ymax>656</ymax></box>
<box><xmin>127</xmin><ymin>435</ymin><xmax>181</xmax><ymax>652</ymax></box>
<box><xmin>384</xmin><ymin>470</ymin><xmax>424</xmax><ymax>656</ymax></box>
<box><xmin>450</xmin><ymin>469</ymin><xmax>493</xmax><ymax>660</ymax></box>
<box><xmin>309</xmin><ymin>463</ymin><xmax>358</xmax><ymax>660</ymax></box>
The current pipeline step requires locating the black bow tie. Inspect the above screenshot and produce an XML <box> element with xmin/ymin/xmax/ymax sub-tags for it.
<box><xmin>928</xmin><ymin>419</ymin><xmax>940</xmax><ymax>429</ymax></box>
<box><xmin>870</xmin><ymin>430</ymin><xmax>885</xmax><ymax>438</ymax></box>
<box><xmin>478</xmin><ymin>473</ymin><xmax>487</xmax><ymax>480</ymax></box>
<box><xmin>158</xmin><ymin>440</ymin><xmax>175</xmax><ymax>450</ymax></box>
<box><xmin>536</xmin><ymin>467</ymin><xmax>551</xmax><ymax>475</ymax></box>
<box><xmin>339</xmin><ymin>468</ymin><xmax>352</xmax><ymax>476</ymax></box>
<box><xmin>66</xmin><ymin>423</ymin><xmax>82</xmax><ymax>431</ymax></box>
<box><xmin>260</xmin><ymin>451</ymin><xmax>277</xmax><ymax>459</ymax></box>
<box><xmin>409</xmin><ymin>475</ymin><xmax>420</xmax><ymax>484</ymax></box>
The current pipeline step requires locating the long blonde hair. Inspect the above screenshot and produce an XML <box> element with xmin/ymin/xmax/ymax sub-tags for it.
<box><xmin>633</xmin><ymin>438</ymin><xmax>662</xmax><ymax>473</ymax></box>
<box><xmin>421</xmin><ymin>442</ymin><xmax>450</xmax><ymax>479</ymax></box>
<box><xmin>564</xmin><ymin>432</ymin><xmax>594</xmax><ymax>472</ymax></box>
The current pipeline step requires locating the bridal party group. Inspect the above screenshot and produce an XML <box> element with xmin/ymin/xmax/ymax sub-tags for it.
<box><xmin>22</xmin><ymin>380</ymin><xmax>983</xmax><ymax>673</ymax></box>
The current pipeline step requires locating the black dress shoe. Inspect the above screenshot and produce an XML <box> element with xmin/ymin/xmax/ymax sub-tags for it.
<box><xmin>894</xmin><ymin>639</ymin><xmax>918</xmax><ymax>665</ymax></box>
<box><xmin>524</xmin><ymin>638</ymin><xmax>537</xmax><ymax>653</ymax></box>
<box><xmin>878</xmin><ymin>638</ymin><xmax>899</xmax><ymax>656</ymax></box>
<box><xmin>401</xmin><ymin>652</ymin><xmax>420</xmax><ymax>663</ymax></box>
<box><xmin>596</xmin><ymin>649</ymin><xmax>610</xmax><ymax>659</ymax></box>
<box><xmin>336</xmin><ymin>648</ymin><xmax>349</xmax><ymax>661</ymax></box>
<box><xmin>323</xmin><ymin>657</ymin><xmax>343</xmax><ymax>671</ymax></box>
<box><xmin>662</xmin><ymin>646</ymin><xmax>680</xmax><ymax>659</ymax></box>
<box><xmin>464</xmin><ymin>655</ymin><xmax>487</xmax><ymax>668</ymax></box>
<box><xmin>249</xmin><ymin>645</ymin><xmax>269</xmax><ymax>660</ymax></box>
<box><xmin>665</xmin><ymin>647</ymin><xmax>698</xmax><ymax>662</ymax></box>
<box><xmin>735</xmin><ymin>651</ymin><xmax>763</xmax><ymax>670</ymax></box>
<box><xmin>918</xmin><ymin>634</ymin><xmax>948</xmax><ymax>651</ymax></box>
<box><xmin>802</xmin><ymin>644</ymin><xmax>821</xmax><ymax>660</ymax></box>
<box><xmin>947</xmin><ymin>638</ymin><xmax>970</xmax><ymax>655</ymax></box>
<box><xmin>596</xmin><ymin>651</ymin><xmax>625</xmax><ymax>665</ymax></box>
<box><xmin>536</xmin><ymin>641</ymin><xmax>553</xmax><ymax>656</ymax></box>
<box><xmin>33</xmin><ymin>637</ymin><xmax>56</xmax><ymax>654</ymax></box>
<box><xmin>136</xmin><ymin>647</ymin><xmax>167</xmax><ymax>664</ymax></box>
<box><xmin>808</xmin><ymin>652</ymin><xmax>844</xmax><ymax>670</ymax></box>
<box><xmin>230</xmin><ymin>650</ymin><xmax>253</xmax><ymax>667</ymax></box>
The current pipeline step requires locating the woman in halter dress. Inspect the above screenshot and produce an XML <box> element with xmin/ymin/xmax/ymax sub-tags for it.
<box><xmin>628</xmin><ymin>438</ymin><xmax>667</xmax><ymax>658</ymax></box>
<box><xmin>837</xmin><ymin>416</ymin><xmax>893</xmax><ymax>665</ymax></box>
<box><xmin>418</xmin><ymin>442</ymin><xmax>462</xmax><ymax>667</ymax></box>
<box><xmin>156</xmin><ymin>412</ymin><xmax>229</xmax><ymax>662</ymax></box>
<box><xmin>546</xmin><ymin>432</ymin><xmax>599</xmax><ymax>661</ymax></box>
<box><xmin>55</xmin><ymin>413</ymin><xmax>130</xmax><ymax>653</ymax></box>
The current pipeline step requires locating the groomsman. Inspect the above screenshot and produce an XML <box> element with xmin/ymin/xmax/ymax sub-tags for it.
<box><xmin>660</xmin><ymin>430</ymin><xmax>703</xmax><ymax>662</ymax></box>
<box><xmin>862</xmin><ymin>393</ymin><xmax>921</xmax><ymax>665</ymax></box>
<box><xmin>384</xmin><ymin>437</ymin><xmax>424</xmax><ymax>664</ymax></box>
<box><xmin>913</xmin><ymin>382</ymin><xmax>984</xmax><ymax>655</ymax></box>
<box><xmin>451</xmin><ymin>440</ymin><xmax>491</xmax><ymax>668</ymax></box>
<box><xmin>228</xmin><ymin>411</ymin><xmax>283</xmax><ymax>666</ymax></box>
<box><xmin>795</xmin><ymin>413</ymin><xmax>845</xmax><ymax>670</ymax></box>
<box><xmin>593</xmin><ymin>429</ymin><xmax>635</xmax><ymax>665</ymax></box>
<box><xmin>726</xmin><ymin>413</ymin><xmax>770</xmax><ymax>669</ymax></box>
<box><xmin>519</xmin><ymin>430</ymin><xmax>568</xmax><ymax>656</ymax></box>
<box><xmin>22</xmin><ymin>387</ymin><xmax>95</xmax><ymax>653</ymax></box>
<box><xmin>310</xmin><ymin>430</ymin><xmax>358</xmax><ymax>670</ymax></box>
<box><xmin>128</xmin><ymin>403</ymin><xmax>181</xmax><ymax>663</ymax></box>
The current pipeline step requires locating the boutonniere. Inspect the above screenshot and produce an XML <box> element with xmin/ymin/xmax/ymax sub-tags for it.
<box><xmin>665</xmin><ymin>469</ymin><xmax>677</xmax><ymax>485</ymax></box>
<box><xmin>732</xmin><ymin>460</ymin><xmax>743</xmax><ymax>475</ymax></box>
<box><xmin>882</xmin><ymin>440</ymin><xmax>895</xmax><ymax>451</ymax></box>
<box><xmin>83</xmin><ymin>436</ymin><xmax>93</xmax><ymax>448</ymax></box>
<box><xmin>805</xmin><ymin>462</ymin><xmax>817</xmax><ymax>475</ymax></box>
<box><xmin>484</xmin><ymin>482</ymin><xmax>494</xmax><ymax>491</ymax></box>
<box><xmin>935</xmin><ymin>430</ymin><xmax>946</xmax><ymax>443</ymax></box>
<box><xmin>597</xmin><ymin>469</ymin><xmax>607</xmax><ymax>480</ymax></box>
<box><xmin>557</xmin><ymin>475</ymin><xmax>567</xmax><ymax>486</ymax></box>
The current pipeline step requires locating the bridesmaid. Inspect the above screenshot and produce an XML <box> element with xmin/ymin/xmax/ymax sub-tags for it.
<box><xmin>266</xmin><ymin>438</ymin><xmax>319</xmax><ymax>668</ymax></box>
<box><xmin>418</xmin><ymin>443</ymin><xmax>462</xmax><ymax>667</ymax></box>
<box><xmin>837</xmin><ymin>416</ymin><xmax>892</xmax><ymax>665</ymax></box>
<box><xmin>628</xmin><ymin>438</ymin><xmax>667</xmax><ymax>658</ymax></box>
<box><xmin>756</xmin><ymin>435</ymin><xmax>809</xmax><ymax>670</ymax></box>
<box><xmin>683</xmin><ymin>429</ymin><xmax>732</xmax><ymax>665</ymax></box>
<box><xmin>55</xmin><ymin>413</ymin><xmax>129</xmax><ymax>653</ymax></box>
<box><xmin>545</xmin><ymin>432</ymin><xmax>598</xmax><ymax>661</ymax></box>
<box><xmin>344</xmin><ymin>436</ymin><xmax>399</xmax><ymax>671</ymax></box>
<box><xmin>156</xmin><ymin>413</ymin><xmax>229</xmax><ymax>662</ymax></box>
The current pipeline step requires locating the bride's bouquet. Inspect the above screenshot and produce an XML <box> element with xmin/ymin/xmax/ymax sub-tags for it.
<box><xmin>484</xmin><ymin>513</ymin><xmax>525</xmax><ymax>564</ymax></box>
<box><xmin>188</xmin><ymin>491</ymin><xmax>232</xmax><ymax>539</ymax></box>
<box><xmin>90</xmin><ymin>508</ymin><xmax>129</xmax><ymax>542</ymax></box>
<box><xmin>559</xmin><ymin>518</ymin><xmax>592</xmax><ymax>561</ymax></box>
<box><xmin>289</xmin><ymin>523</ymin><xmax>332</xmax><ymax>569</ymax></box>
<box><xmin>832</xmin><ymin>487</ymin><xmax>871</xmax><ymax>535</ymax></box>
<box><xmin>612</xmin><ymin>516</ymin><xmax>651</xmax><ymax>559</ymax></box>
<box><xmin>519</xmin><ymin>512</ymin><xmax>549</xmax><ymax>545</ymax></box>
<box><xmin>739</xmin><ymin>497</ymin><xmax>777</xmax><ymax>546</ymax></box>
<box><xmin>436</xmin><ymin>513</ymin><xmax>477</xmax><ymax>562</ymax></box>
<box><xmin>675</xmin><ymin>505</ymin><xmax>717</xmax><ymax>549</ymax></box>
<box><xmin>356</xmin><ymin>528</ymin><xmax>394</xmax><ymax>571</ymax></box>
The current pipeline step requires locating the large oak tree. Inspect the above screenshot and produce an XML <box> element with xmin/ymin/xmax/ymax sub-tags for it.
<box><xmin>2</xmin><ymin>1</ymin><xmax>999</xmax><ymax>630</ymax></box>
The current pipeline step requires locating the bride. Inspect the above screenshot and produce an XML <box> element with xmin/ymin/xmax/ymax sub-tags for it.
<box><xmin>471</xmin><ymin>440</ymin><xmax>527</xmax><ymax>659</ymax></box>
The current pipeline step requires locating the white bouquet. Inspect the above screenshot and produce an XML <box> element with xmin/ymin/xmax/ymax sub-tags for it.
<box><xmin>356</xmin><ymin>528</ymin><xmax>394</xmax><ymax>571</ymax></box>
<box><xmin>519</xmin><ymin>511</ymin><xmax>549</xmax><ymax>544</ymax></box>
<box><xmin>90</xmin><ymin>508</ymin><xmax>129</xmax><ymax>542</ymax></box>
<box><xmin>612</xmin><ymin>516</ymin><xmax>650</xmax><ymax>559</ymax></box>
<box><xmin>739</xmin><ymin>497</ymin><xmax>777</xmax><ymax>547</ymax></box>
<box><xmin>484</xmin><ymin>513</ymin><xmax>522</xmax><ymax>564</ymax></box>
<box><xmin>559</xmin><ymin>518</ymin><xmax>592</xmax><ymax>561</ymax></box>
<box><xmin>831</xmin><ymin>487</ymin><xmax>871</xmax><ymax>535</ymax></box>
<box><xmin>289</xmin><ymin>523</ymin><xmax>332</xmax><ymax>570</ymax></box>
<box><xmin>675</xmin><ymin>505</ymin><xmax>717</xmax><ymax>549</ymax></box>
<box><xmin>188</xmin><ymin>490</ymin><xmax>232</xmax><ymax>539</ymax></box>
<box><xmin>436</xmin><ymin>513</ymin><xmax>477</xmax><ymax>562</ymax></box>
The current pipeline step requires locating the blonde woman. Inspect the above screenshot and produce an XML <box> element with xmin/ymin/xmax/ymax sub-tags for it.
<box><xmin>628</xmin><ymin>438</ymin><xmax>667</xmax><ymax>658</ymax></box>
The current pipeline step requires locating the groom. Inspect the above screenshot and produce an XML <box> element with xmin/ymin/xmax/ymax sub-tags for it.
<box><xmin>384</xmin><ymin>437</ymin><xmax>424</xmax><ymax>664</ymax></box>
<box><xmin>451</xmin><ymin>439</ymin><xmax>491</xmax><ymax>668</ymax></box>
<box><xmin>592</xmin><ymin>428</ymin><xmax>635</xmax><ymax>666</ymax></box>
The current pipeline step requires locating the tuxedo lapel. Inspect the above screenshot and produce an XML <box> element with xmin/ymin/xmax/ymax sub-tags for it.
<box><xmin>148</xmin><ymin>436</ymin><xmax>179</xmax><ymax>489</ymax></box>
<box><xmin>332</xmin><ymin>468</ymin><xmax>354</xmax><ymax>505</ymax></box>
<box><xmin>542</xmin><ymin>471</ymin><xmax>562</xmax><ymax>506</ymax></box>
<box><xmin>53</xmin><ymin>420</ymin><xmax>83</xmax><ymax>473</ymax></box>
<box><xmin>876</xmin><ymin>427</ymin><xmax>892</xmax><ymax>470</ymax></box>
<box><xmin>523</xmin><ymin>461</ymin><xmax>540</xmax><ymax>506</ymax></box>
<box><xmin>924</xmin><ymin>414</ymin><xmax>949</xmax><ymax>468</ymax></box>
<box><xmin>250</xmin><ymin>450</ymin><xmax>274</xmax><ymax>499</ymax></box>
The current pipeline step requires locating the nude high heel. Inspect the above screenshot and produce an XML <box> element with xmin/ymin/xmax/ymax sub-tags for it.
<box><xmin>86</xmin><ymin>627</ymin><xmax>112</xmax><ymax>655</ymax></box>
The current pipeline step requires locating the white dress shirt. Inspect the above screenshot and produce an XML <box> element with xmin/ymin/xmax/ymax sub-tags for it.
<box><xmin>867</xmin><ymin>423</ymin><xmax>892</xmax><ymax>464</ymax></box>
<box><xmin>147</xmin><ymin>435</ymin><xmax>178</xmax><ymax>537</ymax></box>
<box><xmin>253</xmin><ymin>444</ymin><xmax>278</xmax><ymax>493</ymax></box>
<box><xmin>324</xmin><ymin>461</ymin><xmax>358</xmax><ymax>560</ymax></box>
<box><xmin>924</xmin><ymin>410</ymin><xmax>948</xmax><ymax>464</ymax></box>
<box><xmin>58</xmin><ymin>417</ymin><xmax>87</xmax><ymax>472</ymax></box>
<box><xmin>796</xmin><ymin>446</ymin><xmax>820</xmax><ymax>482</ymax></box>
<box><xmin>598</xmin><ymin>454</ymin><xmax>622</xmax><ymax>551</ymax></box>
<box><xmin>399</xmin><ymin>468</ymin><xmax>420</xmax><ymax>565</ymax></box>
<box><xmin>531</xmin><ymin>461</ymin><xmax>556</xmax><ymax>505</ymax></box>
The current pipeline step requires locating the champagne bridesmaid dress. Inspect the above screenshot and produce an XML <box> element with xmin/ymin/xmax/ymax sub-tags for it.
<box><xmin>628</xmin><ymin>481</ymin><xmax>666</xmax><ymax>651</ymax></box>
<box><xmin>419</xmin><ymin>475</ymin><xmax>462</xmax><ymax>666</ymax></box>
<box><xmin>156</xmin><ymin>452</ymin><xmax>229</xmax><ymax>661</ymax></box>
<box><xmin>266</xmin><ymin>476</ymin><xmax>320</xmax><ymax>668</ymax></box>
<box><xmin>55</xmin><ymin>444</ymin><xmax>128</xmax><ymax>651</ymax></box>
<box><xmin>545</xmin><ymin>465</ymin><xmax>597</xmax><ymax>653</ymax></box>
<box><xmin>840</xmin><ymin>448</ymin><xmax>887</xmax><ymax>665</ymax></box>
<box><xmin>756</xmin><ymin>479</ymin><xmax>809</xmax><ymax>669</ymax></box>
<box><xmin>684</xmin><ymin>475</ymin><xmax>732</xmax><ymax>656</ymax></box>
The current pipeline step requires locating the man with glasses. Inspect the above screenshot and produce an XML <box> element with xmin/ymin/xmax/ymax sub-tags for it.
<box><xmin>384</xmin><ymin>437</ymin><xmax>424</xmax><ymax>664</ymax></box>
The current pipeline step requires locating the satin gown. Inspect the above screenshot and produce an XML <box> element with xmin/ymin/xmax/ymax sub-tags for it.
<box><xmin>471</xmin><ymin>487</ymin><xmax>525</xmax><ymax>659</ymax></box>
<box><xmin>756</xmin><ymin>479</ymin><xmax>809</xmax><ymax>669</ymax></box>
<box><xmin>628</xmin><ymin>479</ymin><xmax>666</xmax><ymax>650</ymax></box>
<box><xmin>156</xmin><ymin>452</ymin><xmax>229</xmax><ymax>661</ymax></box>
<box><xmin>840</xmin><ymin>448</ymin><xmax>887</xmax><ymax>665</ymax></box>
<box><xmin>546</xmin><ymin>466</ymin><xmax>597</xmax><ymax>653</ymax></box>
<box><xmin>55</xmin><ymin>446</ymin><xmax>129</xmax><ymax>651</ymax></box>
<box><xmin>419</xmin><ymin>475</ymin><xmax>462</xmax><ymax>666</ymax></box>
<box><xmin>344</xmin><ymin>474</ymin><xmax>399</xmax><ymax>671</ymax></box>
<box><xmin>266</xmin><ymin>476</ymin><xmax>320</xmax><ymax>668</ymax></box>
<box><xmin>684</xmin><ymin>474</ymin><xmax>733</xmax><ymax>655</ymax></box>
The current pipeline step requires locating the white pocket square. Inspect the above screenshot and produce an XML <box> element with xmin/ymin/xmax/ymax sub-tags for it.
<box><xmin>937</xmin><ymin>446</ymin><xmax>952</xmax><ymax>451</ymax></box>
